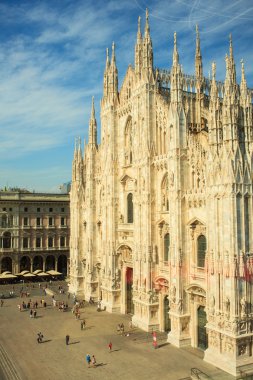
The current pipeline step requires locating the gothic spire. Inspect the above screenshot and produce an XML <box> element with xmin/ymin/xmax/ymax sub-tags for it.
<box><xmin>229</xmin><ymin>34</ymin><xmax>236</xmax><ymax>84</ymax></box>
<box><xmin>142</xmin><ymin>9</ymin><xmax>153</xmax><ymax>76</ymax></box>
<box><xmin>137</xmin><ymin>15</ymin><xmax>142</xmax><ymax>40</ymax></box>
<box><xmin>210</xmin><ymin>62</ymin><xmax>218</xmax><ymax>103</ymax></box>
<box><xmin>144</xmin><ymin>8</ymin><xmax>150</xmax><ymax>38</ymax></box>
<box><xmin>195</xmin><ymin>25</ymin><xmax>203</xmax><ymax>80</ymax></box>
<box><xmin>171</xmin><ymin>32</ymin><xmax>182</xmax><ymax>104</ymax></box>
<box><xmin>173</xmin><ymin>32</ymin><xmax>179</xmax><ymax>66</ymax></box>
<box><xmin>103</xmin><ymin>48</ymin><xmax>110</xmax><ymax>99</ymax></box>
<box><xmin>111</xmin><ymin>41</ymin><xmax>116</xmax><ymax>67</ymax></box>
<box><xmin>109</xmin><ymin>42</ymin><xmax>118</xmax><ymax>98</ymax></box>
<box><xmin>106</xmin><ymin>47</ymin><xmax>110</xmax><ymax>70</ymax></box>
<box><xmin>88</xmin><ymin>96</ymin><xmax>97</xmax><ymax>146</ymax></box>
<box><xmin>135</xmin><ymin>16</ymin><xmax>143</xmax><ymax>76</ymax></box>
<box><xmin>240</xmin><ymin>59</ymin><xmax>248</xmax><ymax>105</ymax></box>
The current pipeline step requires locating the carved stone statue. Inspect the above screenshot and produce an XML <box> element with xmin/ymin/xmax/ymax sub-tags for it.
<box><xmin>225</xmin><ymin>297</ymin><xmax>230</xmax><ymax>315</ymax></box>
<box><xmin>240</xmin><ymin>297</ymin><xmax>247</xmax><ymax>316</ymax></box>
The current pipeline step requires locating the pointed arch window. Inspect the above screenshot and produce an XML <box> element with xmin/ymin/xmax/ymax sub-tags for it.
<box><xmin>164</xmin><ymin>233</ymin><xmax>170</xmax><ymax>262</ymax></box>
<box><xmin>197</xmin><ymin>235</ymin><xmax>206</xmax><ymax>268</ymax></box>
<box><xmin>161</xmin><ymin>175</ymin><xmax>169</xmax><ymax>212</ymax></box>
<box><xmin>127</xmin><ymin>193</ymin><xmax>133</xmax><ymax>223</ymax></box>
<box><xmin>124</xmin><ymin>118</ymin><xmax>133</xmax><ymax>165</ymax></box>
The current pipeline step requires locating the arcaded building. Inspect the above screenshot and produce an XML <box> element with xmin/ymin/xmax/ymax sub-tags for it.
<box><xmin>69</xmin><ymin>10</ymin><xmax>253</xmax><ymax>376</ymax></box>
<box><xmin>0</xmin><ymin>191</ymin><xmax>70</xmax><ymax>276</ymax></box>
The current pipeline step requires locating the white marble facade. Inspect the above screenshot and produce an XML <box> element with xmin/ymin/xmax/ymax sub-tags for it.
<box><xmin>69</xmin><ymin>11</ymin><xmax>253</xmax><ymax>376</ymax></box>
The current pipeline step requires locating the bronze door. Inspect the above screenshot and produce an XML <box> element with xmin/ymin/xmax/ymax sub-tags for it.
<box><xmin>197</xmin><ymin>306</ymin><xmax>208</xmax><ymax>350</ymax></box>
<box><xmin>126</xmin><ymin>267</ymin><xmax>134</xmax><ymax>314</ymax></box>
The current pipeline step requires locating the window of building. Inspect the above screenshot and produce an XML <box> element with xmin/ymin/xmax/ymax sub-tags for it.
<box><xmin>197</xmin><ymin>235</ymin><xmax>207</xmax><ymax>268</ymax></box>
<box><xmin>36</xmin><ymin>237</ymin><xmax>41</xmax><ymax>248</ymax></box>
<box><xmin>23</xmin><ymin>217</ymin><xmax>28</xmax><ymax>227</ymax></box>
<box><xmin>127</xmin><ymin>193</ymin><xmax>133</xmax><ymax>223</ymax></box>
<box><xmin>36</xmin><ymin>217</ymin><xmax>41</xmax><ymax>226</ymax></box>
<box><xmin>61</xmin><ymin>207</ymin><xmax>65</xmax><ymax>212</ymax></box>
<box><xmin>3</xmin><ymin>232</ymin><xmax>11</xmax><ymax>249</ymax></box>
<box><xmin>60</xmin><ymin>236</ymin><xmax>65</xmax><ymax>247</ymax></box>
<box><xmin>164</xmin><ymin>233</ymin><xmax>170</xmax><ymax>261</ymax></box>
<box><xmin>48</xmin><ymin>217</ymin><xmax>53</xmax><ymax>226</ymax></box>
<box><xmin>37</xmin><ymin>207</ymin><xmax>40</xmax><ymax>212</ymax></box>
<box><xmin>3</xmin><ymin>208</ymin><xmax>6</xmax><ymax>211</ymax></box>
<box><xmin>49</xmin><ymin>207</ymin><xmax>53</xmax><ymax>212</ymax></box>
<box><xmin>23</xmin><ymin>237</ymin><xmax>28</xmax><ymax>249</ymax></box>
<box><xmin>1</xmin><ymin>215</ymin><xmax>7</xmax><ymax>228</ymax></box>
<box><xmin>24</xmin><ymin>207</ymin><xmax>28</xmax><ymax>212</ymax></box>
<box><xmin>61</xmin><ymin>217</ymin><xmax>65</xmax><ymax>226</ymax></box>
<box><xmin>48</xmin><ymin>237</ymin><xmax>53</xmax><ymax>248</ymax></box>
<box><xmin>9</xmin><ymin>208</ymin><xmax>12</xmax><ymax>211</ymax></box>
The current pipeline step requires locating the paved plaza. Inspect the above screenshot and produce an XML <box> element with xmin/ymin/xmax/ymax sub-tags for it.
<box><xmin>0</xmin><ymin>282</ymin><xmax>234</xmax><ymax>380</ymax></box>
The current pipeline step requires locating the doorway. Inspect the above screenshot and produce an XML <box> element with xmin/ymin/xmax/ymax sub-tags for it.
<box><xmin>197</xmin><ymin>306</ymin><xmax>208</xmax><ymax>349</ymax></box>
<box><xmin>164</xmin><ymin>296</ymin><xmax>171</xmax><ymax>332</ymax></box>
<box><xmin>126</xmin><ymin>267</ymin><xmax>134</xmax><ymax>314</ymax></box>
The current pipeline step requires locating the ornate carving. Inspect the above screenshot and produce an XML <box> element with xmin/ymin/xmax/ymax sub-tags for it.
<box><xmin>238</xmin><ymin>344</ymin><xmax>247</xmax><ymax>356</ymax></box>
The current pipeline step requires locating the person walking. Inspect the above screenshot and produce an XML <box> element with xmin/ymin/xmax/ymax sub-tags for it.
<box><xmin>86</xmin><ymin>354</ymin><xmax>91</xmax><ymax>367</ymax></box>
<box><xmin>108</xmin><ymin>341</ymin><xmax>112</xmax><ymax>352</ymax></box>
<box><xmin>66</xmin><ymin>334</ymin><xmax>70</xmax><ymax>345</ymax></box>
<box><xmin>37</xmin><ymin>332</ymin><xmax>43</xmax><ymax>343</ymax></box>
<box><xmin>91</xmin><ymin>355</ymin><xmax>96</xmax><ymax>367</ymax></box>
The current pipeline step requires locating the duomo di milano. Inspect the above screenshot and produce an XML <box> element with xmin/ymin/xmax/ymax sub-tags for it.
<box><xmin>69</xmin><ymin>10</ymin><xmax>253</xmax><ymax>376</ymax></box>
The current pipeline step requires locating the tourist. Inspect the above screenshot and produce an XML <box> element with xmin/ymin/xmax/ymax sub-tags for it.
<box><xmin>30</xmin><ymin>309</ymin><xmax>33</xmax><ymax>318</ymax></box>
<box><xmin>108</xmin><ymin>342</ymin><xmax>112</xmax><ymax>352</ymax></box>
<box><xmin>66</xmin><ymin>334</ymin><xmax>70</xmax><ymax>345</ymax></box>
<box><xmin>37</xmin><ymin>332</ymin><xmax>43</xmax><ymax>343</ymax></box>
<box><xmin>1</xmin><ymin>300</ymin><xmax>4</xmax><ymax>307</ymax></box>
<box><xmin>86</xmin><ymin>354</ymin><xmax>91</xmax><ymax>367</ymax></box>
<box><xmin>91</xmin><ymin>355</ymin><xmax>96</xmax><ymax>367</ymax></box>
<box><xmin>33</xmin><ymin>310</ymin><xmax>37</xmax><ymax>318</ymax></box>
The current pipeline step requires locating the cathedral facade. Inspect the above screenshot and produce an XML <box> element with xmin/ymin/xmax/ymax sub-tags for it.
<box><xmin>69</xmin><ymin>11</ymin><xmax>253</xmax><ymax>376</ymax></box>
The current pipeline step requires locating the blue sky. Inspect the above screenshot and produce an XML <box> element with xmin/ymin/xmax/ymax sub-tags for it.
<box><xmin>0</xmin><ymin>0</ymin><xmax>253</xmax><ymax>192</ymax></box>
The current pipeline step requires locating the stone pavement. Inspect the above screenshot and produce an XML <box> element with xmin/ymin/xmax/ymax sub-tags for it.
<box><xmin>0</xmin><ymin>283</ymin><xmax>234</xmax><ymax>380</ymax></box>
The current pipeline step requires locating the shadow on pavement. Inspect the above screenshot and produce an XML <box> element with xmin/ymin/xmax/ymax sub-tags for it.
<box><xmin>69</xmin><ymin>341</ymin><xmax>80</xmax><ymax>345</ymax></box>
<box><xmin>158</xmin><ymin>343</ymin><xmax>170</xmax><ymax>348</ymax></box>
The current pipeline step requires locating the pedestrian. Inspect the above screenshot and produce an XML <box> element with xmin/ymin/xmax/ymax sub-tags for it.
<box><xmin>120</xmin><ymin>323</ymin><xmax>124</xmax><ymax>334</ymax></box>
<box><xmin>86</xmin><ymin>354</ymin><xmax>91</xmax><ymax>367</ymax></box>
<box><xmin>117</xmin><ymin>324</ymin><xmax>121</xmax><ymax>334</ymax></box>
<box><xmin>30</xmin><ymin>310</ymin><xmax>33</xmax><ymax>318</ymax></box>
<box><xmin>33</xmin><ymin>310</ymin><xmax>37</xmax><ymax>318</ymax></box>
<box><xmin>108</xmin><ymin>342</ymin><xmax>112</xmax><ymax>352</ymax></box>
<box><xmin>81</xmin><ymin>321</ymin><xmax>84</xmax><ymax>330</ymax></box>
<box><xmin>1</xmin><ymin>300</ymin><xmax>4</xmax><ymax>307</ymax></box>
<box><xmin>66</xmin><ymin>334</ymin><xmax>70</xmax><ymax>345</ymax></box>
<box><xmin>91</xmin><ymin>355</ymin><xmax>96</xmax><ymax>367</ymax></box>
<box><xmin>37</xmin><ymin>332</ymin><xmax>43</xmax><ymax>343</ymax></box>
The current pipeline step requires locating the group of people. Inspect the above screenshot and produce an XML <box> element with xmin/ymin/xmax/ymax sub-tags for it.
<box><xmin>30</xmin><ymin>309</ymin><xmax>37</xmax><ymax>318</ymax></box>
<box><xmin>86</xmin><ymin>354</ymin><xmax>96</xmax><ymax>367</ymax></box>
<box><xmin>37</xmin><ymin>332</ymin><xmax>43</xmax><ymax>343</ymax></box>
